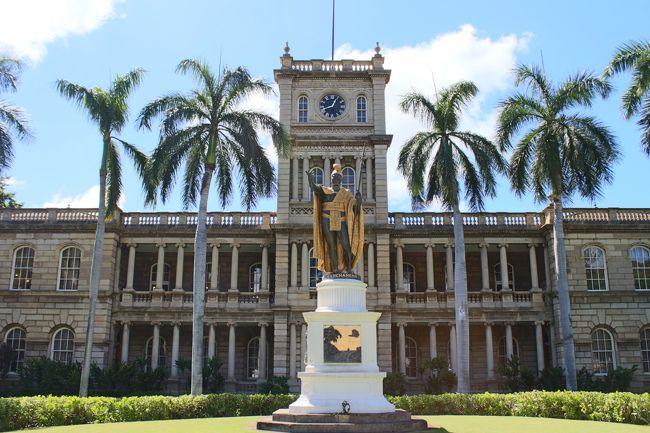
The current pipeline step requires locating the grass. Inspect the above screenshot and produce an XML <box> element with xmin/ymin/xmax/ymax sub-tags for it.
<box><xmin>11</xmin><ymin>415</ymin><xmax>649</xmax><ymax>433</ymax></box>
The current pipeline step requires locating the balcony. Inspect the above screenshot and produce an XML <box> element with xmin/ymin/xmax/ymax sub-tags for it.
<box><xmin>390</xmin><ymin>289</ymin><xmax>544</xmax><ymax>311</ymax></box>
<box><xmin>118</xmin><ymin>289</ymin><xmax>275</xmax><ymax>310</ymax></box>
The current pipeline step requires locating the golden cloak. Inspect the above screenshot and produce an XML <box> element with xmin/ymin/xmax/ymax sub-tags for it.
<box><xmin>313</xmin><ymin>187</ymin><xmax>364</xmax><ymax>273</ymax></box>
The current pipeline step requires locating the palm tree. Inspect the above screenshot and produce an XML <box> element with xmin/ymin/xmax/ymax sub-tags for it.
<box><xmin>56</xmin><ymin>69</ymin><xmax>147</xmax><ymax>397</ymax></box>
<box><xmin>0</xmin><ymin>57</ymin><xmax>32</xmax><ymax>171</ymax></box>
<box><xmin>398</xmin><ymin>81</ymin><xmax>506</xmax><ymax>393</ymax></box>
<box><xmin>497</xmin><ymin>65</ymin><xmax>619</xmax><ymax>390</ymax></box>
<box><xmin>603</xmin><ymin>40</ymin><xmax>650</xmax><ymax>155</ymax></box>
<box><xmin>138</xmin><ymin>59</ymin><xmax>289</xmax><ymax>395</ymax></box>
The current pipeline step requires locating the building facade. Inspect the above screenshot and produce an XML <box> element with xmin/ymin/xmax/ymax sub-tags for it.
<box><xmin>1</xmin><ymin>47</ymin><xmax>650</xmax><ymax>393</ymax></box>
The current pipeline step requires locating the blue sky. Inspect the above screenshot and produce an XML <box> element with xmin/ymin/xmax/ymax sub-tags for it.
<box><xmin>1</xmin><ymin>0</ymin><xmax>648</xmax><ymax>213</ymax></box>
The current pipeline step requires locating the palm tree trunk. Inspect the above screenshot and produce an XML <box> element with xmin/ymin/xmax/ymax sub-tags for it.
<box><xmin>190</xmin><ymin>166</ymin><xmax>213</xmax><ymax>395</ymax></box>
<box><xmin>552</xmin><ymin>197</ymin><xmax>577</xmax><ymax>390</ymax></box>
<box><xmin>79</xmin><ymin>167</ymin><xmax>107</xmax><ymax>397</ymax></box>
<box><xmin>452</xmin><ymin>203</ymin><xmax>470</xmax><ymax>393</ymax></box>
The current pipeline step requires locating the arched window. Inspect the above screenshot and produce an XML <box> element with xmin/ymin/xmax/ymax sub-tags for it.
<box><xmin>405</xmin><ymin>337</ymin><xmax>418</xmax><ymax>378</ymax></box>
<box><xmin>630</xmin><ymin>246</ymin><xmax>650</xmax><ymax>290</ymax></box>
<box><xmin>402</xmin><ymin>263</ymin><xmax>416</xmax><ymax>292</ymax></box>
<box><xmin>57</xmin><ymin>246</ymin><xmax>81</xmax><ymax>291</ymax></box>
<box><xmin>341</xmin><ymin>166</ymin><xmax>355</xmax><ymax>193</ymax></box>
<box><xmin>494</xmin><ymin>263</ymin><xmax>515</xmax><ymax>290</ymax></box>
<box><xmin>497</xmin><ymin>336</ymin><xmax>520</xmax><ymax>364</ymax></box>
<box><xmin>356</xmin><ymin>96</ymin><xmax>367</xmax><ymax>123</ymax></box>
<box><xmin>145</xmin><ymin>336</ymin><xmax>167</xmax><ymax>369</ymax></box>
<box><xmin>250</xmin><ymin>263</ymin><xmax>263</xmax><ymax>292</ymax></box>
<box><xmin>297</xmin><ymin>96</ymin><xmax>308</xmax><ymax>123</ymax></box>
<box><xmin>4</xmin><ymin>327</ymin><xmax>26</xmax><ymax>372</ymax></box>
<box><xmin>149</xmin><ymin>263</ymin><xmax>171</xmax><ymax>291</ymax></box>
<box><xmin>309</xmin><ymin>247</ymin><xmax>323</xmax><ymax>288</ymax></box>
<box><xmin>51</xmin><ymin>328</ymin><xmax>75</xmax><ymax>363</ymax></box>
<box><xmin>11</xmin><ymin>246</ymin><xmax>34</xmax><ymax>290</ymax></box>
<box><xmin>246</xmin><ymin>337</ymin><xmax>264</xmax><ymax>379</ymax></box>
<box><xmin>591</xmin><ymin>328</ymin><xmax>615</xmax><ymax>374</ymax></box>
<box><xmin>309</xmin><ymin>167</ymin><xmax>324</xmax><ymax>198</ymax></box>
<box><xmin>584</xmin><ymin>246</ymin><xmax>608</xmax><ymax>291</ymax></box>
<box><xmin>640</xmin><ymin>327</ymin><xmax>650</xmax><ymax>373</ymax></box>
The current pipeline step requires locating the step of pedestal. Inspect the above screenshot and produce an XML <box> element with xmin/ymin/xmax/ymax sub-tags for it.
<box><xmin>272</xmin><ymin>409</ymin><xmax>412</xmax><ymax>423</ymax></box>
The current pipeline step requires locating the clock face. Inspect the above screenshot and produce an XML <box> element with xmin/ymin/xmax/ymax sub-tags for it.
<box><xmin>319</xmin><ymin>94</ymin><xmax>346</xmax><ymax>119</ymax></box>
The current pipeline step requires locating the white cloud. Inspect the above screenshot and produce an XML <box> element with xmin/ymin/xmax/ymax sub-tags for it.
<box><xmin>43</xmin><ymin>185</ymin><xmax>125</xmax><ymax>208</ymax></box>
<box><xmin>0</xmin><ymin>0</ymin><xmax>125</xmax><ymax>62</ymax></box>
<box><xmin>336</xmin><ymin>25</ymin><xmax>531</xmax><ymax>211</ymax></box>
<box><xmin>3</xmin><ymin>176</ymin><xmax>27</xmax><ymax>188</ymax></box>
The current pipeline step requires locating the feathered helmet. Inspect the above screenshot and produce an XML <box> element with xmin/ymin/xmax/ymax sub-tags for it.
<box><xmin>331</xmin><ymin>163</ymin><xmax>343</xmax><ymax>181</ymax></box>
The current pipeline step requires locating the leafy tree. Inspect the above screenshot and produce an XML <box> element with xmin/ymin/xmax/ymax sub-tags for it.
<box><xmin>604</xmin><ymin>40</ymin><xmax>650</xmax><ymax>154</ymax></box>
<box><xmin>420</xmin><ymin>356</ymin><xmax>457</xmax><ymax>394</ymax></box>
<box><xmin>56</xmin><ymin>69</ymin><xmax>147</xmax><ymax>397</ymax></box>
<box><xmin>398</xmin><ymin>81</ymin><xmax>506</xmax><ymax>393</ymax></box>
<box><xmin>497</xmin><ymin>65</ymin><xmax>619</xmax><ymax>390</ymax></box>
<box><xmin>0</xmin><ymin>177</ymin><xmax>22</xmax><ymax>208</ymax></box>
<box><xmin>138</xmin><ymin>59</ymin><xmax>289</xmax><ymax>394</ymax></box>
<box><xmin>0</xmin><ymin>57</ymin><xmax>32</xmax><ymax>172</ymax></box>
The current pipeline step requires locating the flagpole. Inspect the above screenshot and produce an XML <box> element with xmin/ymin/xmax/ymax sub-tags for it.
<box><xmin>331</xmin><ymin>0</ymin><xmax>335</xmax><ymax>60</ymax></box>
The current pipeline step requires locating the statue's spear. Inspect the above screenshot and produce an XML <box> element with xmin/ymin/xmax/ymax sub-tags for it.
<box><xmin>350</xmin><ymin>143</ymin><xmax>368</xmax><ymax>274</ymax></box>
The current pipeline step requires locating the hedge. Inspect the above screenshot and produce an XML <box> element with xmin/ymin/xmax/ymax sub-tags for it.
<box><xmin>0</xmin><ymin>391</ymin><xmax>648</xmax><ymax>431</ymax></box>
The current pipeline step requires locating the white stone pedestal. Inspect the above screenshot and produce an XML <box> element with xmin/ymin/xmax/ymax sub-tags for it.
<box><xmin>288</xmin><ymin>277</ymin><xmax>395</xmax><ymax>414</ymax></box>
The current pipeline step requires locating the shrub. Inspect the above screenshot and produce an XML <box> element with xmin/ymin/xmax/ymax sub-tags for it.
<box><xmin>18</xmin><ymin>357</ymin><xmax>81</xmax><ymax>396</ymax></box>
<box><xmin>497</xmin><ymin>356</ymin><xmax>535</xmax><ymax>392</ymax></box>
<box><xmin>383</xmin><ymin>372</ymin><xmax>406</xmax><ymax>396</ymax></box>
<box><xmin>202</xmin><ymin>357</ymin><xmax>225</xmax><ymax>394</ymax></box>
<box><xmin>419</xmin><ymin>356</ymin><xmax>457</xmax><ymax>394</ymax></box>
<box><xmin>538</xmin><ymin>366</ymin><xmax>566</xmax><ymax>391</ymax></box>
<box><xmin>578</xmin><ymin>366</ymin><xmax>638</xmax><ymax>392</ymax></box>
<box><xmin>89</xmin><ymin>359</ymin><xmax>167</xmax><ymax>396</ymax></box>
<box><xmin>0</xmin><ymin>344</ymin><xmax>14</xmax><ymax>379</ymax></box>
<box><xmin>259</xmin><ymin>376</ymin><xmax>289</xmax><ymax>394</ymax></box>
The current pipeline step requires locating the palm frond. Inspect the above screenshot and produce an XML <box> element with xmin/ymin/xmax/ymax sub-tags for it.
<box><xmin>496</xmin><ymin>93</ymin><xmax>542</xmax><ymax>151</ymax></box>
<box><xmin>0</xmin><ymin>58</ymin><xmax>21</xmax><ymax>92</ymax></box>
<box><xmin>514</xmin><ymin>64</ymin><xmax>553</xmax><ymax>105</ymax></box>
<box><xmin>603</xmin><ymin>40</ymin><xmax>650</xmax><ymax>77</ymax></box>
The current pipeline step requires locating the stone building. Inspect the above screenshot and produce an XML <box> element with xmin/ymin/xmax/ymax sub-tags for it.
<box><xmin>1</xmin><ymin>47</ymin><xmax>649</xmax><ymax>393</ymax></box>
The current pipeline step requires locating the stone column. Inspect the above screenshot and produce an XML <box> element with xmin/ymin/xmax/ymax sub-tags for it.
<box><xmin>479</xmin><ymin>243</ymin><xmax>490</xmax><ymax>291</ymax></box>
<box><xmin>449</xmin><ymin>323</ymin><xmax>457</xmax><ymax>372</ymax></box>
<box><xmin>289</xmin><ymin>322</ymin><xmax>297</xmax><ymax>379</ymax></box>
<box><xmin>362</xmin><ymin>243</ymin><xmax>373</xmax><ymax>288</ymax></box>
<box><xmin>324</xmin><ymin>157</ymin><xmax>331</xmax><ymax>181</ymax></box>
<box><xmin>258</xmin><ymin>323</ymin><xmax>268</xmax><ymax>381</ymax></box>
<box><xmin>505</xmin><ymin>323</ymin><xmax>514</xmax><ymax>360</ymax></box>
<box><xmin>543</xmin><ymin>245</ymin><xmax>551</xmax><ymax>291</ymax></box>
<box><xmin>365</xmin><ymin>156</ymin><xmax>373</xmax><ymax>200</ymax></box>
<box><xmin>445</xmin><ymin>244</ymin><xmax>454</xmax><ymax>291</ymax></box>
<box><xmin>485</xmin><ymin>323</ymin><xmax>494</xmax><ymax>379</ymax></box>
<box><xmin>210</xmin><ymin>244</ymin><xmax>220</xmax><ymax>291</ymax></box>
<box><xmin>397</xmin><ymin>322</ymin><xmax>406</xmax><ymax>375</ymax></box>
<box><xmin>261</xmin><ymin>243</ymin><xmax>269</xmax><ymax>291</ymax></box>
<box><xmin>151</xmin><ymin>322</ymin><xmax>160</xmax><ymax>369</ymax></box>
<box><xmin>425</xmin><ymin>243</ymin><xmax>434</xmax><ymax>291</ymax></box>
<box><xmin>300</xmin><ymin>324</ymin><xmax>307</xmax><ymax>371</ymax></box>
<box><xmin>395</xmin><ymin>242</ymin><xmax>404</xmax><ymax>291</ymax></box>
<box><xmin>208</xmin><ymin>323</ymin><xmax>216</xmax><ymax>359</ymax></box>
<box><xmin>171</xmin><ymin>322</ymin><xmax>180</xmax><ymax>378</ymax></box>
<box><xmin>356</xmin><ymin>243</ymin><xmax>365</xmax><ymax>277</ymax></box>
<box><xmin>355</xmin><ymin>156</ymin><xmax>362</xmax><ymax>194</ymax></box>
<box><xmin>290</xmin><ymin>242</ymin><xmax>298</xmax><ymax>287</ymax></box>
<box><xmin>334</xmin><ymin>156</ymin><xmax>341</xmax><ymax>167</ymax></box>
<box><xmin>535</xmin><ymin>321</ymin><xmax>545</xmax><ymax>371</ymax></box>
<box><xmin>155</xmin><ymin>243</ymin><xmax>165</xmax><ymax>291</ymax></box>
<box><xmin>301</xmin><ymin>242</ymin><xmax>309</xmax><ymax>288</ymax></box>
<box><xmin>499</xmin><ymin>243</ymin><xmax>510</xmax><ymax>290</ymax></box>
<box><xmin>126</xmin><ymin>244</ymin><xmax>136</xmax><ymax>290</ymax></box>
<box><xmin>291</xmin><ymin>157</ymin><xmax>299</xmax><ymax>200</ymax></box>
<box><xmin>120</xmin><ymin>322</ymin><xmax>130</xmax><ymax>364</ymax></box>
<box><xmin>529</xmin><ymin>244</ymin><xmax>539</xmax><ymax>290</ymax></box>
<box><xmin>227</xmin><ymin>322</ymin><xmax>236</xmax><ymax>381</ymax></box>
<box><xmin>175</xmin><ymin>243</ymin><xmax>185</xmax><ymax>290</ymax></box>
<box><xmin>230</xmin><ymin>243</ymin><xmax>239</xmax><ymax>292</ymax></box>
<box><xmin>302</xmin><ymin>156</ymin><xmax>310</xmax><ymax>201</ymax></box>
<box><xmin>429</xmin><ymin>323</ymin><xmax>437</xmax><ymax>359</ymax></box>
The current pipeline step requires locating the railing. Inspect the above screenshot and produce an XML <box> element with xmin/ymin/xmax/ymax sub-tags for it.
<box><xmin>563</xmin><ymin>208</ymin><xmax>650</xmax><ymax>223</ymax></box>
<box><xmin>288</xmin><ymin>59</ymin><xmax>376</xmax><ymax>72</ymax></box>
<box><xmin>389</xmin><ymin>212</ymin><xmax>543</xmax><ymax>228</ymax></box>
<box><xmin>121</xmin><ymin>212</ymin><xmax>274</xmax><ymax>228</ymax></box>
<box><xmin>391</xmin><ymin>289</ymin><xmax>543</xmax><ymax>308</ymax></box>
<box><xmin>119</xmin><ymin>289</ymin><xmax>274</xmax><ymax>308</ymax></box>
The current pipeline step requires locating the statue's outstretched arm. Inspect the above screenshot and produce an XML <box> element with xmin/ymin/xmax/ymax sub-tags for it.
<box><xmin>306</xmin><ymin>170</ymin><xmax>326</xmax><ymax>200</ymax></box>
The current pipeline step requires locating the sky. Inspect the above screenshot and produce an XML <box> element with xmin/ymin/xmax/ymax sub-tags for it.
<box><xmin>0</xmin><ymin>0</ymin><xmax>648</xmax><ymax>214</ymax></box>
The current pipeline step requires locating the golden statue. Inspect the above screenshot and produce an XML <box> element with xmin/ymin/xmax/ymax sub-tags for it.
<box><xmin>306</xmin><ymin>164</ymin><xmax>364</xmax><ymax>275</ymax></box>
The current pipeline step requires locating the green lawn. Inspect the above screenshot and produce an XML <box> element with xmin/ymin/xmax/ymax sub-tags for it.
<box><xmin>12</xmin><ymin>415</ymin><xmax>648</xmax><ymax>433</ymax></box>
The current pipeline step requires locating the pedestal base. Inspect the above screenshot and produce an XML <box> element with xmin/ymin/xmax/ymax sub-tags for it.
<box><xmin>257</xmin><ymin>409</ymin><xmax>431</xmax><ymax>433</ymax></box>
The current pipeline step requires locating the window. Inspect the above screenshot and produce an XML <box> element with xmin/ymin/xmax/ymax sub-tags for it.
<box><xmin>11</xmin><ymin>246</ymin><xmax>34</xmax><ymax>290</ymax></box>
<box><xmin>356</xmin><ymin>96</ymin><xmax>367</xmax><ymax>123</ymax></box>
<box><xmin>57</xmin><ymin>247</ymin><xmax>81</xmax><ymax>291</ymax></box>
<box><xmin>247</xmin><ymin>337</ymin><xmax>260</xmax><ymax>379</ymax></box>
<box><xmin>309</xmin><ymin>248</ymin><xmax>323</xmax><ymax>288</ymax></box>
<box><xmin>641</xmin><ymin>328</ymin><xmax>650</xmax><ymax>373</ymax></box>
<box><xmin>250</xmin><ymin>263</ymin><xmax>263</xmax><ymax>292</ymax></box>
<box><xmin>497</xmin><ymin>336</ymin><xmax>520</xmax><ymax>364</ymax></box>
<box><xmin>4</xmin><ymin>327</ymin><xmax>26</xmax><ymax>373</ymax></box>
<box><xmin>149</xmin><ymin>263</ymin><xmax>171</xmax><ymax>291</ymax></box>
<box><xmin>584</xmin><ymin>246</ymin><xmax>608</xmax><ymax>291</ymax></box>
<box><xmin>145</xmin><ymin>336</ymin><xmax>167</xmax><ymax>369</ymax></box>
<box><xmin>51</xmin><ymin>328</ymin><xmax>75</xmax><ymax>363</ymax></box>
<box><xmin>591</xmin><ymin>328</ymin><xmax>615</xmax><ymax>375</ymax></box>
<box><xmin>405</xmin><ymin>337</ymin><xmax>418</xmax><ymax>378</ymax></box>
<box><xmin>309</xmin><ymin>167</ymin><xmax>324</xmax><ymax>198</ymax></box>
<box><xmin>494</xmin><ymin>263</ymin><xmax>515</xmax><ymax>290</ymax></box>
<box><xmin>630</xmin><ymin>246</ymin><xmax>650</xmax><ymax>290</ymax></box>
<box><xmin>297</xmin><ymin>96</ymin><xmax>308</xmax><ymax>123</ymax></box>
<box><xmin>341</xmin><ymin>166</ymin><xmax>355</xmax><ymax>193</ymax></box>
<box><xmin>402</xmin><ymin>263</ymin><xmax>416</xmax><ymax>292</ymax></box>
